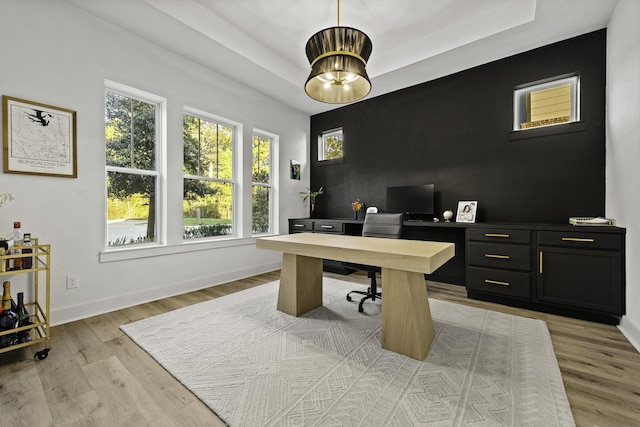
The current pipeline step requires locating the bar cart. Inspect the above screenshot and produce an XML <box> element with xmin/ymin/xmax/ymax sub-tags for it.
<box><xmin>0</xmin><ymin>238</ymin><xmax>51</xmax><ymax>359</ymax></box>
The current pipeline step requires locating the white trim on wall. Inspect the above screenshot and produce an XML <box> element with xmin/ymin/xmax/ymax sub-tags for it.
<box><xmin>618</xmin><ymin>316</ymin><xmax>640</xmax><ymax>353</ymax></box>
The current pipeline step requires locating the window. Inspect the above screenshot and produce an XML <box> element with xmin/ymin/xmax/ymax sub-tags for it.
<box><xmin>319</xmin><ymin>128</ymin><xmax>343</xmax><ymax>161</ymax></box>
<box><xmin>105</xmin><ymin>83</ymin><xmax>165</xmax><ymax>247</ymax></box>
<box><xmin>252</xmin><ymin>132</ymin><xmax>273</xmax><ymax>235</ymax></box>
<box><xmin>183</xmin><ymin>110</ymin><xmax>236</xmax><ymax>239</ymax></box>
<box><xmin>513</xmin><ymin>74</ymin><xmax>579</xmax><ymax>131</ymax></box>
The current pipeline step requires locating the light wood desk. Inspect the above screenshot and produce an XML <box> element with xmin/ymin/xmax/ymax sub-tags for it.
<box><xmin>256</xmin><ymin>233</ymin><xmax>455</xmax><ymax>360</ymax></box>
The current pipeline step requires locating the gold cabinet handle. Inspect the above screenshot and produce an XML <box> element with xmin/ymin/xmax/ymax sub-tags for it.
<box><xmin>485</xmin><ymin>254</ymin><xmax>510</xmax><ymax>259</ymax></box>
<box><xmin>293</xmin><ymin>224</ymin><xmax>306</xmax><ymax>228</ymax></box>
<box><xmin>485</xmin><ymin>279</ymin><xmax>510</xmax><ymax>286</ymax></box>
<box><xmin>539</xmin><ymin>251</ymin><xmax>543</xmax><ymax>274</ymax></box>
<box><xmin>485</xmin><ymin>233</ymin><xmax>510</xmax><ymax>238</ymax></box>
<box><xmin>561</xmin><ymin>237</ymin><xmax>595</xmax><ymax>243</ymax></box>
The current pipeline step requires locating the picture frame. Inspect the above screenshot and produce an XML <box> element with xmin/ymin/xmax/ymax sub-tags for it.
<box><xmin>456</xmin><ymin>201</ymin><xmax>478</xmax><ymax>223</ymax></box>
<box><xmin>290</xmin><ymin>160</ymin><xmax>301</xmax><ymax>180</ymax></box>
<box><xmin>3</xmin><ymin>95</ymin><xmax>77</xmax><ymax>178</ymax></box>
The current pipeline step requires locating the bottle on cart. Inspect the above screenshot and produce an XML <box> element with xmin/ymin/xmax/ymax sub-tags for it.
<box><xmin>15</xmin><ymin>292</ymin><xmax>31</xmax><ymax>343</ymax></box>
<box><xmin>12</xmin><ymin>222</ymin><xmax>23</xmax><ymax>246</ymax></box>
<box><xmin>1</xmin><ymin>237</ymin><xmax>13</xmax><ymax>271</ymax></box>
<box><xmin>0</xmin><ymin>309</ymin><xmax>18</xmax><ymax>347</ymax></box>
<box><xmin>2</xmin><ymin>280</ymin><xmax>14</xmax><ymax>311</ymax></box>
<box><xmin>22</xmin><ymin>233</ymin><xmax>33</xmax><ymax>269</ymax></box>
<box><xmin>0</xmin><ymin>281</ymin><xmax>18</xmax><ymax>347</ymax></box>
<box><xmin>12</xmin><ymin>222</ymin><xmax>23</xmax><ymax>270</ymax></box>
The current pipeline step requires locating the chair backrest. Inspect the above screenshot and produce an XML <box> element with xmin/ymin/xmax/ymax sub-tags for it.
<box><xmin>362</xmin><ymin>213</ymin><xmax>403</xmax><ymax>239</ymax></box>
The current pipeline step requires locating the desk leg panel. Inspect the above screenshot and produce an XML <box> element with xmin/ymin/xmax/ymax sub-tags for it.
<box><xmin>278</xmin><ymin>253</ymin><xmax>323</xmax><ymax>316</ymax></box>
<box><xmin>381</xmin><ymin>268</ymin><xmax>435</xmax><ymax>360</ymax></box>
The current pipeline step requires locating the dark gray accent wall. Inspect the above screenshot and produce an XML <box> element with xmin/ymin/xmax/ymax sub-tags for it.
<box><xmin>310</xmin><ymin>30</ymin><xmax>606</xmax><ymax>224</ymax></box>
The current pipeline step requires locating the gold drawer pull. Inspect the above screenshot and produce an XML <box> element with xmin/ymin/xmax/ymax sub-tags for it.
<box><xmin>485</xmin><ymin>279</ymin><xmax>510</xmax><ymax>286</ymax></box>
<box><xmin>320</xmin><ymin>225</ymin><xmax>334</xmax><ymax>229</ymax></box>
<box><xmin>561</xmin><ymin>237</ymin><xmax>595</xmax><ymax>243</ymax></box>
<box><xmin>485</xmin><ymin>254</ymin><xmax>510</xmax><ymax>259</ymax></box>
<box><xmin>485</xmin><ymin>233</ymin><xmax>510</xmax><ymax>238</ymax></box>
<box><xmin>293</xmin><ymin>224</ymin><xmax>306</xmax><ymax>228</ymax></box>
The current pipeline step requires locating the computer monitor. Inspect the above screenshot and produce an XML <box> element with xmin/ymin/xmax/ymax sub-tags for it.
<box><xmin>386</xmin><ymin>184</ymin><xmax>435</xmax><ymax>219</ymax></box>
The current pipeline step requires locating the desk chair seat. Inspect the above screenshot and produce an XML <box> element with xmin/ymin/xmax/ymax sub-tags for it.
<box><xmin>345</xmin><ymin>213</ymin><xmax>403</xmax><ymax>312</ymax></box>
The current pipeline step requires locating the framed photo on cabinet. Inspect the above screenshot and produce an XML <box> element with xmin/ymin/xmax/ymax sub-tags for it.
<box><xmin>456</xmin><ymin>201</ymin><xmax>478</xmax><ymax>223</ymax></box>
<box><xmin>2</xmin><ymin>95</ymin><xmax>77</xmax><ymax>178</ymax></box>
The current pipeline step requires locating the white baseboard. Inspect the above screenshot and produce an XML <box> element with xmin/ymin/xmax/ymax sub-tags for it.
<box><xmin>618</xmin><ymin>315</ymin><xmax>640</xmax><ymax>353</ymax></box>
<box><xmin>51</xmin><ymin>262</ymin><xmax>281</xmax><ymax>326</ymax></box>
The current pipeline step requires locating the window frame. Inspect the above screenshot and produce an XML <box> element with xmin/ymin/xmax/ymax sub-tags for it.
<box><xmin>251</xmin><ymin>129</ymin><xmax>277</xmax><ymax>236</ymax></box>
<box><xmin>318</xmin><ymin>128</ymin><xmax>344</xmax><ymax>164</ymax></box>
<box><xmin>513</xmin><ymin>73</ymin><xmax>580</xmax><ymax>131</ymax></box>
<box><xmin>182</xmin><ymin>106</ymin><xmax>239</xmax><ymax>241</ymax></box>
<box><xmin>104</xmin><ymin>80</ymin><xmax>167</xmax><ymax>250</ymax></box>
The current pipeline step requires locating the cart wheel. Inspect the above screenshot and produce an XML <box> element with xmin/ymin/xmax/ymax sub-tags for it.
<box><xmin>34</xmin><ymin>348</ymin><xmax>51</xmax><ymax>360</ymax></box>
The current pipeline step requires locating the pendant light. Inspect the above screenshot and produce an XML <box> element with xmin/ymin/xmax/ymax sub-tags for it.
<box><xmin>304</xmin><ymin>0</ymin><xmax>373</xmax><ymax>104</ymax></box>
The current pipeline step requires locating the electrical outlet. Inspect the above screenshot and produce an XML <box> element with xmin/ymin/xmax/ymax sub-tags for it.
<box><xmin>66</xmin><ymin>274</ymin><xmax>79</xmax><ymax>289</ymax></box>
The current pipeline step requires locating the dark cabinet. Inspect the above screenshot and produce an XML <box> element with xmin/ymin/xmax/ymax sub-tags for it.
<box><xmin>289</xmin><ymin>218</ymin><xmax>626</xmax><ymax>324</ymax></box>
<box><xmin>466</xmin><ymin>225</ymin><xmax>625</xmax><ymax>324</ymax></box>
<box><xmin>537</xmin><ymin>231</ymin><xmax>624</xmax><ymax>316</ymax></box>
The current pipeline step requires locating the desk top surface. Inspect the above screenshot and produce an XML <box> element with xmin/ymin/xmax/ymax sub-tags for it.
<box><xmin>256</xmin><ymin>233</ymin><xmax>454</xmax><ymax>274</ymax></box>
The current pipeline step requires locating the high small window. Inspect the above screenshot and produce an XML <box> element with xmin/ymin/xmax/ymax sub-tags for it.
<box><xmin>183</xmin><ymin>110</ymin><xmax>236</xmax><ymax>239</ymax></box>
<box><xmin>252</xmin><ymin>132</ymin><xmax>273</xmax><ymax>235</ymax></box>
<box><xmin>319</xmin><ymin>128</ymin><xmax>343</xmax><ymax>161</ymax></box>
<box><xmin>514</xmin><ymin>74</ymin><xmax>579</xmax><ymax>131</ymax></box>
<box><xmin>105</xmin><ymin>83</ymin><xmax>164</xmax><ymax>247</ymax></box>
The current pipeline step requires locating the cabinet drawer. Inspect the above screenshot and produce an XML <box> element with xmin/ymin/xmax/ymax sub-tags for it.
<box><xmin>313</xmin><ymin>220</ymin><xmax>344</xmax><ymax>234</ymax></box>
<box><xmin>468</xmin><ymin>228</ymin><xmax>530</xmax><ymax>244</ymax></box>
<box><xmin>538</xmin><ymin>231</ymin><xmax>622</xmax><ymax>250</ymax></box>
<box><xmin>468</xmin><ymin>242</ymin><xmax>530</xmax><ymax>271</ymax></box>
<box><xmin>468</xmin><ymin>267</ymin><xmax>531</xmax><ymax>298</ymax></box>
<box><xmin>289</xmin><ymin>220</ymin><xmax>312</xmax><ymax>233</ymax></box>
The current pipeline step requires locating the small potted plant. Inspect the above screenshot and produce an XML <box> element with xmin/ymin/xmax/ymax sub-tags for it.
<box><xmin>351</xmin><ymin>199</ymin><xmax>364</xmax><ymax>220</ymax></box>
<box><xmin>300</xmin><ymin>187</ymin><xmax>323</xmax><ymax>218</ymax></box>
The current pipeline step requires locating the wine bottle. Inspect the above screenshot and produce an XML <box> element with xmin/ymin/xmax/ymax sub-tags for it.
<box><xmin>16</xmin><ymin>292</ymin><xmax>31</xmax><ymax>343</ymax></box>
<box><xmin>2</xmin><ymin>281</ymin><xmax>13</xmax><ymax>311</ymax></box>
<box><xmin>0</xmin><ymin>309</ymin><xmax>18</xmax><ymax>348</ymax></box>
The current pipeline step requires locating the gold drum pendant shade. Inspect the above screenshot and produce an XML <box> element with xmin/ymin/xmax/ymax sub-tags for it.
<box><xmin>305</xmin><ymin>26</ymin><xmax>373</xmax><ymax>104</ymax></box>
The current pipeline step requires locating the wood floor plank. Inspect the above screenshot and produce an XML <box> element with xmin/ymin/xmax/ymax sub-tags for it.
<box><xmin>82</xmin><ymin>355</ymin><xmax>177</xmax><ymax>426</ymax></box>
<box><xmin>1</xmin><ymin>270</ymin><xmax>638</xmax><ymax>427</ymax></box>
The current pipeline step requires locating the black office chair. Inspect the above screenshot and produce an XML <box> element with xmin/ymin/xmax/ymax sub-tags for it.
<box><xmin>345</xmin><ymin>213</ymin><xmax>403</xmax><ymax>313</ymax></box>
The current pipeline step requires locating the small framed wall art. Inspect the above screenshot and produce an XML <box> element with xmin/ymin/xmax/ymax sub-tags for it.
<box><xmin>2</xmin><ymin>95</ymin><xmax>77</xmax><ymax>178</ymax></box>
<box><xmin>290</xmin><ymin>160</ymin><xmax>301</xmax><ymax>180</ymax></box>
<box><xmin>456</xmin><ymin>201</ymin><xmax>478</xmax><ymax>223</ymax></box>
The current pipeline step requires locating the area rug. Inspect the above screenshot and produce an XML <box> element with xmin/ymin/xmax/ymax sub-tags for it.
<box><xmin>121</xmin><ymin>278</ymin><xmax>575</xmax><ymax>426</ymax></box>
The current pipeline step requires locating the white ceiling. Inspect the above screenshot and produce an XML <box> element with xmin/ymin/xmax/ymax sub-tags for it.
<box><xmin>64</xmin><ymin>0</ymin><xmax>618</xmax><ymax>115</ymax></box>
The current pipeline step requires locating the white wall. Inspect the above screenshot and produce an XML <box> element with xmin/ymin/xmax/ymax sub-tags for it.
<box><xmin>607</xmin><ymin>0</ymin><xmax>640</xmax><ymax>351</ymax></box>
<box><xmin>0</xmin><ymin>0</ymin><xmax>310</xmax><ymax>324</ymax></box>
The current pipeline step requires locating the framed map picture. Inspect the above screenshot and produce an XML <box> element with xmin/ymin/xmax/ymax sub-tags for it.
<box><xmin>3</xmin><ymin>95</ymin><xmax>77</xmax><ymax>178</ymax></box>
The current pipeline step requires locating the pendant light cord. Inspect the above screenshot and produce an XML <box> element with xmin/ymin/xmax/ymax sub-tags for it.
<box><xmin>337</xmin><ymin>0</ymin><xmax>341</xmax><ymax>26</ymax></box>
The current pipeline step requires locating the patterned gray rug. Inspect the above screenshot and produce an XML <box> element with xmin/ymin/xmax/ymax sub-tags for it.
<box><xmin>121</xmin><ymin>278</ymin><xmax>575</xmax><ymax>426</ymax></box>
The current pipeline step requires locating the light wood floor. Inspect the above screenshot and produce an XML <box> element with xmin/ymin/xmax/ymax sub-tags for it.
<box><xmin>1</xmin><ymin>271</ymin><xmax>639</xmax><ymax>426</ymax></box>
